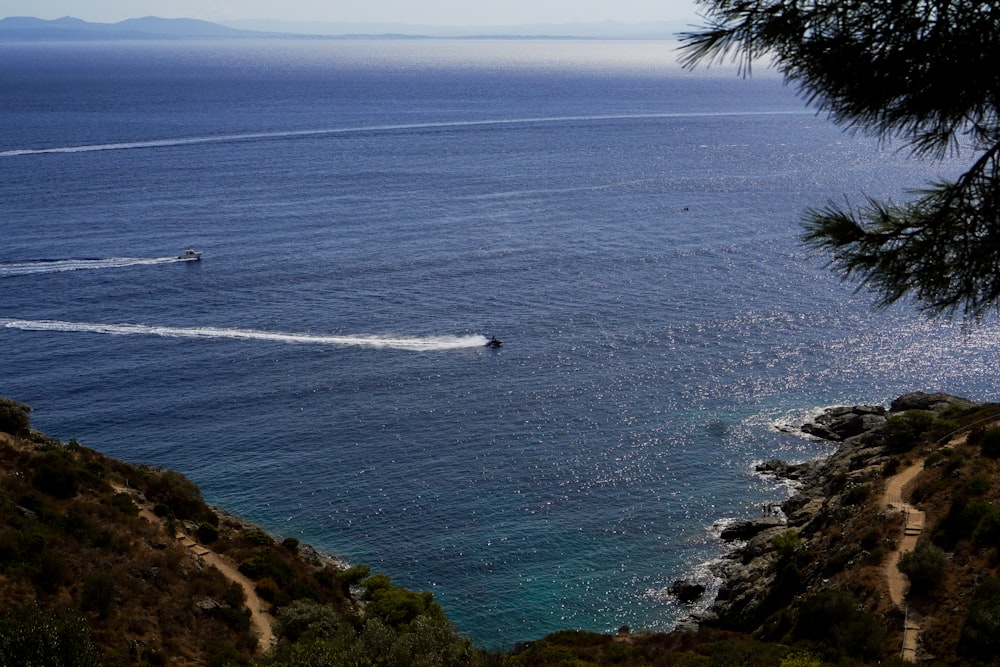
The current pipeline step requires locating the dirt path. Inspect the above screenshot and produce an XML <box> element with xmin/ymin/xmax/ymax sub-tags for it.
<box><xmin>881</xmin><ymin>460</ymin><xmax>926</xmax><ymax>662</ymax></box>
<box><xmin>114</xmin><ymin>484</ymin><xmax>276</xmax><ymax>654</ymax></box>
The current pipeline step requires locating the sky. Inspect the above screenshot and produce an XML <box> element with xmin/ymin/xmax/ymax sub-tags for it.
<box><xmin>0</xmin><ymin>0</ymin><xmax>701</xmax><ymax>26</ymax></box>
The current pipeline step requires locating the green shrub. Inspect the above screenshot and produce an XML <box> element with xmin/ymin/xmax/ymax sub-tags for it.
<box><xmin>793</xmin><ymin>589</ymin><xmax>885</xmax><ymax>660</ymax></box>
<box><xmin>897</xmin><ymin>542</ymin><xmax>947</xmax><ymax>592</ymax></box>
<box><xmin>32</xmin><ymin>550</ymin><xmax>71</xmax><ymax>593</ymax></box>
<box><xmin>911</xmin><ymin>478</ymin><xmax>946</xmax><ymax>504</ymax></box>
<box><xmin>972</xmin><ymin>505</ymin><xmax>1000</xmax><ymax>549</ymax></box>
<box><xmin>239</xmin><ymin>551</ymin><xmax>294</xmax><ymax>587</ymax></box>
<box><xmin>960</xmin><ymin>578</ymin><xmax>1000</xmax><ymax>661</ymax></box>
<box><xmin>363</xmin><ymin>574</ymin><xmax>444</xmax><ymax>628</ymax></box>
<box><xmin>80</xmin><ymin>572</ymin><xmax>116</xmax><ymax>618</ymax></box>
<box><xmin>936</xmin><ymin>499</ymin><xmax>993</xmax><ymax>547</ymax></box>
<box><xmin>769</xmin><ymin>530</ymin><xmax>807</xmax><ymax>598</ymax></box>
<box><xmin>31</xmin><ymin>451</ymin><xmax>81</xmax><ymax>499</ymax></box>
<box><xmin>963</xmin><ymin>473</ymin><xmax>991</xmax><ymax>497</ymax></box>
<box><xmin>0</xmin><ymin>604</ymin><xmax>100</xmax><ymax>667</ymax></box>
<box><xmin>211</xmin><ymin>605</ymin><xmax>251</xmax><ymax>633</ymax></box>
<box><xmin>924</xmin><ymin>450</ymin><xmax>947</xmax><ymax>468</ymax></box>
<box><xmin>243</xmin><ymin>528</ymin><xmax>272</xmax><ymax>546</ymax></box>
<box><xmin>927</xmin><ymin>418</ymin><xmax>960</xmax><ymax>442</ymax></box>
<box><xmin>945</xmin><ymin>451</ymin><xmax>968</xmax><ymax>473</ymax></box>
<box><xmin>275</xmin><ymin>599</ymin><xmax>345</xmax><ymax>642</ymax></box>
<box><xmin>143</xmin><ymin>470</ymin><xmax>211</xmax><ymax>522</ymax></box>
<box><xmin>196</xmin><ymin>522</ymin><xmax>220</xmax><ymax>544</ymax></box>
<box><xmin>883</xmin><ymin>410</ymin><xmax>935</xmax><ymax>453</ymax></box>
<box><xmin>336</xmin><ymin>564</ymin><xmax>371</xmax><ymax>592</ymax></box>
<box><xmin>981</xmin><ymin>428</ymin><xmax>1000</xmax><ymax>458</ymax></box>
<box><xmin>0</xmin><ymin>398</ymin><xmax>31</xmax><ymax>436</ymax></box>
<box><xmin>102</xmin><ymin>491</ymin><xmax>139</xmax><ymax>516</ymax></box>
<box><xmin>313</xmin><ymin>568</ymin><xmax>336</xmax><ymax>589</ymax></box>
<box><xmin>842</xmin><ymin>483</ymin><xmax>870</xmax><ymax>506</ymax></box>
<box><xmin>772</xmin><ymin>530</ymin><xmax>802</xmax><ymax>557</ymax></box>
<box><xmin>779</xmin><ymin>652</ymin><xmax>825</xmax><ymax>667</ymax></box>
<box><xmin>860</xmin><ymin>527</ymin><xmax>883</xmax><ymax>551</ymax></box>
<box><xmin>255</xmin><ymin>577</ymin><xmax>280</xmax><ymax>603</ymax></box>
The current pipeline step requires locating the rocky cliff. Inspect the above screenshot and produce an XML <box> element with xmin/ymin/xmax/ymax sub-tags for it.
<box><xmin>700</xmin><ymin>392</ymin><xmax>981</xmax><ymax>637</ymax></box>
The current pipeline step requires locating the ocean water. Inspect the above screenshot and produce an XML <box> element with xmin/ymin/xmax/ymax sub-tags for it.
<box><xmin>1</xmin><ymin>39</ymin><xmax>997</xmax><ymax>647</ymax></box>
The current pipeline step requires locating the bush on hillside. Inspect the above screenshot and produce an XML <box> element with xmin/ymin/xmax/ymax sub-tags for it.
<box><xmin>364</xmin><ymin>574</ymin><xmax>445</xmax><ymax>628</ymax></box>
<box><xmin>31</xmin><ymin>450</ymin><xmax>82</xmax><ymax>499</ymax></box>
<box><xmin>971</xmin><ymin>504</ymin><xmax>1000</xmax><ymax>549</ymax></box>
<box><xmin>960</xmin><ymin>578</ymin><xmax>1000</xmax><ymax>661</ymax></box>
<box><xmin>336</xmin><ymin>564</ymin><xmax>370</xmax><ymax>593</ymax></box>
<box><xmin>102</xmin><ymin>491</ymin><xmax>139</xmax><ymax>516</ymax></box>
<box><xmin>793</xmin><ymin>589</ymin><xmax>886</xmax><ymax>660</ymax></box>
<box><xmin>0</xmin><ymin>397</ymin><xmax>31</xmax><ymax>436</ymax></box>
<box><xmin>897</xmin><ymin>542</ymin><xmax>947</xmax><ymax>592</ymax></box>
<box><xmin>936</xmin><ymin>498</ymin><xmax>994</xmax><ymax>547</ymax></box>
<box><xmin>883</xmin><ymin>410</ymin><xmax>935</xmax><ymax>453</ymax></box>
<box><xmin>196</xmin><ymin>522</ymin><xmax>220</xmax><ymax>544</ymax></box>
<box><xmin>142</xmin><ymin>470</ymin><xmax>213</xmax><ymax>523</ymax></box>
<box><xmin>238</xmin><ymin>550</ymin><xmax>295</xmax><ymax>588</ymax></box>
<box><xmin>981</xmin><ymin>428</ymin><xmax>1000</xmax><ymax>459</ymax></box>
<box><xmin>261</xmin><ymin>615</ymin><xmax>495</xmax><ymax>667</ymax></box>
<box><xmin>0</xmin><ymin>604</ymin><xmax>100</xmax><ymax>667</ymax></box>
<box><xmin>275</xmin><ymin>599</ymin><xmax>345</xmax><ymax>643</ymax></box>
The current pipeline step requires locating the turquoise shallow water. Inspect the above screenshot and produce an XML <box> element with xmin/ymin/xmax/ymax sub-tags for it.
<box><xmin>1</xmin><ymin>39</ymin><xmax>995</xmax><ymax>647</ymax></box>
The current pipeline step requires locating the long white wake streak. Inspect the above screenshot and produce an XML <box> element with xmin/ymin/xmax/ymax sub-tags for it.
<box><xmin>0</xmin><ymin>111</ymin><xmax>810</xmax><ymax>157</ymax></box>
<box><xmin>0</xmin><ymin>318</ymin><xmax>488</xmax><ymax>352</ymax></box>
<box><xmin>0</xmin><ymin>256</ymin><xmax>194</xmax><ymax>277</ymax></box>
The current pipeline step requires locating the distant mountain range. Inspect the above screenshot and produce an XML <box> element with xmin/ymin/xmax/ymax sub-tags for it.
<box><xmin>0</xmin><ymin>15</ymin><xmax>694</xmax><ymax>41</ymax></box>
<box><xmin>0</xmin><ymin>16</ymin><xmax>270</xmax><ymax>40</ymax></box>
<box><xmin>223</xmin><ymin>18</ymin><xmax>695</xmax><ymax>39</ymax></box>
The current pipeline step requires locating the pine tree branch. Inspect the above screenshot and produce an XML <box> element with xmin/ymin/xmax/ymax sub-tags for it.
<box><xmin>802</xmin><ymin>139</ymin><xmax>1000</xmax><ymax>320</ymax></box>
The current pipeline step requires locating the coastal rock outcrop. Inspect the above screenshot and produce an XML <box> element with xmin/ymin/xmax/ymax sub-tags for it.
<box><xmin>668</xmin><ymin>580</ymin><xmax>706</xmax><ymax>603</ymax></box>
<box><xmin>800</xmin><ymin>404</ymin><xmax>886</xmax><ymax>442</ymax></box>
<box><xmin>701</xmin><ymin>393</ymin><xmax>978</xmax><ymax>633</ymax></box>
<box><xmin>719</xmin><ymin>517</ymin><xmax>785</xmax><ymax>542</ymax></box>
<box><xmin>889</xmin><ymin>391</ymin><xmax>979</xmax><ymax>414</ymax></box>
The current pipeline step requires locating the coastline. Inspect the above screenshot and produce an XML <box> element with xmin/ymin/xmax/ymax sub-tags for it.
<box><xmin>678</xmin><ymin>391</ymin><xmax>980</xmax><ymax>632</ymax></box>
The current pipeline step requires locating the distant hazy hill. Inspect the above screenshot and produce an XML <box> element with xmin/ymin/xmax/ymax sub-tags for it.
<box><xmin>221</xmin><ymin>18</ymin><xmax>695</xmax><ymax>39</ymax></box>
<box><xmin>0</xmin><ymin>16</ymin><xmax>268</xmax><ymax>40</ymax></box>
<box><xmin>0</xmin><ymin>15</ymin><xmax>693</xmax><ymax>41</ymax></box>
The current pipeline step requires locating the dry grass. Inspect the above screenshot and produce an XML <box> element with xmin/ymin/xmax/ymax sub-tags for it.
<box><xmin>0</xmin><ymin>429</ymin><xmax>354</xmax><ymax>666</ymax></box>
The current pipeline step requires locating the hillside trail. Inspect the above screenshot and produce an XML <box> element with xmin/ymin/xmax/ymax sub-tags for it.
<box><xmin>881</xmin><ymin>459</ymin><xmax>926</xmax><ymax>662</ymax></box>
<box><xmin>113</xmin><ymin>483</ymin><xmax>277</xmax><ymax>654</ymax></box>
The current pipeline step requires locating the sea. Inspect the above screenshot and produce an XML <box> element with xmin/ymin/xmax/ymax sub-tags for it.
<box><xmin>1</xmin><ymin>38</ymin><xmax>997</xmax><ymax>648</ymax></box>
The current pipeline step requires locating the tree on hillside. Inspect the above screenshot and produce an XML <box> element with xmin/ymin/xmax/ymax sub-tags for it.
<box><xmin>681</xmin><ymin>0</ymin><xmax>1000</xmax><ymax>320</ymax></box>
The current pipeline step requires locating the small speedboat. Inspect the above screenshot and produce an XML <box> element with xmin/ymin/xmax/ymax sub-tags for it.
<box><xmin>178</xmin><ymin>248</ymin><xmax>202</xmax><ymax>261</ymax></box>
<box><xmin>485</xmin><ymin>336</ymin><xmax>503</xmax><ymax>349</ymax></box>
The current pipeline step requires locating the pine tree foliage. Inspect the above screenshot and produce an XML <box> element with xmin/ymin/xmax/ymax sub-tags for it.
<box><xmin>681</xmin><ymin>0</ymin><xmax>1000</xmax><ymax>319</ymax></box>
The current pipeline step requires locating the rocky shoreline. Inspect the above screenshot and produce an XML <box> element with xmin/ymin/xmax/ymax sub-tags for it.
<box><xmin>674</xmin><ymin>391</ymin><xmax>979</xmax><ymax>633</ymax></box>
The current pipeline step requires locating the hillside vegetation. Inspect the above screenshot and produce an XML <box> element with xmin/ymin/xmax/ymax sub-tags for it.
<box><xmin>3</xmin><ymin>394</ymin><xmax>1000</xmax><ymax>665</ymax></box>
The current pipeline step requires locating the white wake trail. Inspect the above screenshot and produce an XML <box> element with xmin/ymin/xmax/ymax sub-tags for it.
<box><xmin>0</xmin><ymin>318</ymin><xmax>489</xmax><ymax>352</ymax></box>
<box><xmin>0</xmin><ymin>256</ymin><xmax>193</xmax><ymax>277</ymax></box>
<box><xmin>0</xmin><ymin>111</ymin><xmax>811</xmax><ymax>157</ymax></box>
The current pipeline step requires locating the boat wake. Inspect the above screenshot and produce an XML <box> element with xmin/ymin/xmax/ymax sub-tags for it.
<box><xmin>0</xmin><ymin>111</ymin><xmax>810</xmax><ymax>158</ymax></box>
<box><xmin>0</xmin><ymin>256</ymin><xmax>195</xmax><ymax>278</ymax></box>
<box><xmin>0</xmin><ymin>318</ymin><xmax>489</xmax><ymax>352</ymax></box>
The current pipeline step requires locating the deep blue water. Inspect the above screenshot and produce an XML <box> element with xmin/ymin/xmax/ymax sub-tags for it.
<box><xmin>2</xmin><ymin>39</ymin><xmax>997</xmax><ymax>647</ymax></box>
